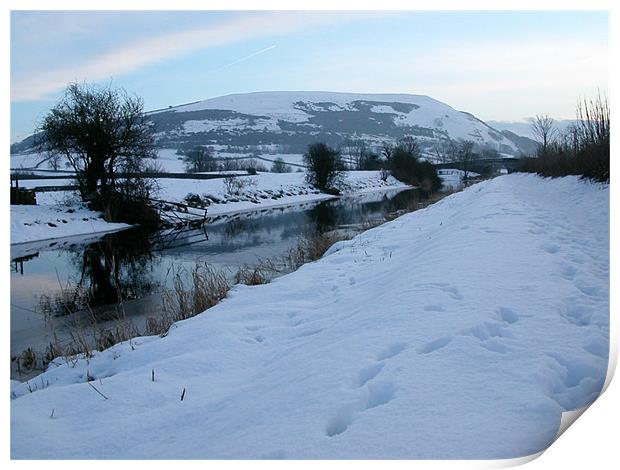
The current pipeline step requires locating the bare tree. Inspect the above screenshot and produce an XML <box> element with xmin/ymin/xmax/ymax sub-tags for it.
<box><xmin>397</xmin><ymin>135</ymin><xmax>420</xmax><ymax>155</ymax></box>
<box><xmin>341</xmin><ymin>138</ymin><xmax>367</xmax><ymax>169</ymax></box>
<box><xmin>38</xmin><ymin>82</ymin><xmax>155</xmax><ymax>201</ymax></box>
<box><xmin>431</xmin><ymin>139</ymin><xmax>458</xmax><ymax>163</ymax></box>
<box><xmin>457</xmin><ymin>140</ymin><xmax>477</xmax><ymax>181</ymax></box>
<box><xmin>530</xmin><ymin>114</ymin><xmax>557</xmax><ymax>155</ymax></box>
<box><xmin>381</xmin><ymin>142</ymin><xmax>394</xmax><ymax>160</ymax></box>
<box><xmin>46</xmin><ymin>153</ymin><xmax>62</xmax><ymax>171</ymax></box>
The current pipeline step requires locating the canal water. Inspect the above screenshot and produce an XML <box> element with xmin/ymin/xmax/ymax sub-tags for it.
<box><xmin>10</xmin><ymin>188</ymin><xmax>426</xmax><ymax>376</ymax></box>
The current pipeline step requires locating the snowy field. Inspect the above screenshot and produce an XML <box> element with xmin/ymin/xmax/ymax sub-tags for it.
<box><xmin>10</xmin><ymin>205</ymin><xmax>130</xmax><ymax>245</ymax></box>
<box><xmin>10</xmin><ymin>174</ymin><xmax>609</xmax><ymax>459</ymax></box>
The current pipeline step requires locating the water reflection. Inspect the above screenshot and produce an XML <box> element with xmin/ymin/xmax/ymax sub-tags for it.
<box><xmin>76</xmin><ymin>230</ymin><xmax>157</xmax><ymax>307</ymax></box>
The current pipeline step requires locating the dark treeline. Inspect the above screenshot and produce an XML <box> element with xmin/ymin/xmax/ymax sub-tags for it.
<box><xmin>303</xmin><ymin>137</ymin><xmax>441</xmax><ymax>193</ymax></box>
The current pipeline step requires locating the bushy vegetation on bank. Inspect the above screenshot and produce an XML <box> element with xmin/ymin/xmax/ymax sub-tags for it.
<box><xmin>519</xmin><ymin>94</ymin><xmax>609</xmax><ymax>182</ymax></box>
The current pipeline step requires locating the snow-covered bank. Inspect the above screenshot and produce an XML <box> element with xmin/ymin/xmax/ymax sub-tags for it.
<box><xmin>156</xmin><ymin>170</ymin><xmax>408</xmax><ymax>217</ymax></box>
<box><xmin>10</xmin><ymin>205</ymin><xmax>130</xmax><ymax>245</ymax></box>
<box><xmin>11</xmin><ymin>174</ymin><xmax>609</xmax><ymax>459</ymax></box>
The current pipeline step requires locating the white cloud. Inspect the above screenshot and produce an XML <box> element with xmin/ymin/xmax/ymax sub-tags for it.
<box><xmin>11</xmin><ymin>12</ymin><xmax>357</xmax><ymax>102</ymax></box>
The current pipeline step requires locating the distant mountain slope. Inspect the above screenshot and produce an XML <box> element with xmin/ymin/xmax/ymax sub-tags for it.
<box><xmin>12</xmin><ymin>91</ymin><xmax>537</xmax><ymax>157</ymax></box>
<box><xmin>147</xmin><ymin>91</ymin><xmax>530</xmax><ymax>156</ymax></box>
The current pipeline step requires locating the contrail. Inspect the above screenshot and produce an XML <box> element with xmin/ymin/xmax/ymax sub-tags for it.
<box><xmin>211</xmin><ymin>45</ymin><xmax>277</xmax><ymax>73</ymax></box>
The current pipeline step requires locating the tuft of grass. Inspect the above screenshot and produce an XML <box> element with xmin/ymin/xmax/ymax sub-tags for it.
<box><xmin>234</xmin><ymin>265</ymin><xmax>270</xmax><ymax>286</ymax></box>
<box><xmin>146</xmin><ymin>264</ymin><xmax>230</xmax><ymax>336</ymax></box>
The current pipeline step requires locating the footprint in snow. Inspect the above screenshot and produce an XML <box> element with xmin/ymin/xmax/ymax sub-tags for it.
<box><xmin>245</xmin><ymin>324</ymin><xmax>265</xmax><ymax>332</ymax></box>
<box><xmin>424</xmin><ymin>304</ymin><xmax>445</xmax><ymax>312</ymax></box>
<box><xmin>559</xmin><ymin>262</ymin><xmax>578</xmax><ymax>280</ymax></box>
<box><xmin>561</xmin><ymin>304</ymin><xmax>593</xmax><ymax>327</ymax></box>
<box><xmin>293</xmin><ymin>328</ymin><xmax>323</xmax><ymax>338</ymax></box>
<box><xmin>364</xmin><ymin>380</ymin><xmax>397</xmax><ymax>410</ymax></box>
<box><xmin>355</xmin><ymin>362</ymin><xmax>385</xmax><ymax>388</ymax></box>
<box><xmin>326</xmin><ymin>380</ymin><xmax>397</xmax><ymax>437</ymax></box>
<box><xmin>376</xmin><ymin>342</ymin><xmax>407</xmax><ymax>361</ymax></box>
<box><xmin>417</xmin><ymin>336</ymin><xmax>452</xmax><ymax>354</ymax></box>
<box><xmin>497</xmin><ymin>307</ymin><xmax>519</xmax><ymax>324</ymax></box>
<box><xmin>574</xmin><ymin>280</ymin><xmax>600</xmax><ymax>297</ymax></box>
<box><xmin>541</xmin><ymin>243</ymin><xmax>561</xmax><ymax>254</ymax></box>
<box><xmin>479</xmin><ymin>339</ymin><xmax>509</xmax><ymax>354</ymax></box>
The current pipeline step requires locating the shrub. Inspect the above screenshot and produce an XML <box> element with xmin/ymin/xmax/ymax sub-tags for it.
<box><xmin>520</xmin><ymin>94</ymin><xmax>609</xmax><ymax>182</ymax></box>
<box><xmin>223</xmin><ymin>175</ymin><xmax>256</xmax><ymax>196</ymax></box>
<box><xmin>386</xmin><ymin>139</ymin><xmax>441</xmax><ymax>191</ymax></box>
<box><xmin>303</xmin><ymin>143</ymin><xmax>344</xmax><ymax>191</ymax></box>
<box><xmin>94</xmin><ymin>190</ymin><xmax>160</xmax><ymax>228</ymax></box>
<box><xmin>271</xmin><ymin>157</ymin><xmax>292</xmax><ymax>173</ymax></box>
<box><xmin>359</xmin><ymin>152</ymin><xmax>384</xmax><ymax>171</ymax></box>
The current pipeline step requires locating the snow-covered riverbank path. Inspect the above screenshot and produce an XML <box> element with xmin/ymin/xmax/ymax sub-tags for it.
<box><xmin>11</xmin><ymin>174</ymin><xmax>609</xmax><ymax>459</ymax></box>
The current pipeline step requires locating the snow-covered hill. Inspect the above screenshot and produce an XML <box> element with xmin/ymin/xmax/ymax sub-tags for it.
<box><xmin>147</xmin><ymin>91</ymin><xmax>529</xmax><ymax>156</ymax></box>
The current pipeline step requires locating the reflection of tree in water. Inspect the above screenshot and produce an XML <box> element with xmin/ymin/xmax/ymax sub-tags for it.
<box><xmin>50</xmin><ymin>229</ymin><xmax>158</xmax><ymax>317</ymax></box>
<box><xmin>390</xmin><ymin>188</ymin><xmax>428</xmax><ymax>209</ymax></box>
<box><xmin>307</xmin><ymin>202</ymin><xmax>339</xmax><ymax>233</ymax></box>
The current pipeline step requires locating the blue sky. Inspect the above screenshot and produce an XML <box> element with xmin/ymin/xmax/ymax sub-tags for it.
<box><xmin>10</xmin><ymin>10</ymin><xmax>609</xmax><ymax>142</ymax></box>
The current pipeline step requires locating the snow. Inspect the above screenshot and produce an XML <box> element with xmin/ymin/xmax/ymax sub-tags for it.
<box><xmin>155</xmin><ymin>171</ymin><xmax>408</xmax><ymax>217</ymax></box>
<box><xmin>12</xmin><ymin>172</ymin><xmax>408</xmax><ymax>226</ymax></box>
<box><xmin>438</xmin><ymin>168</ymin><xmax>481</xmax><ymax>190</ymax></box>
<box><xmin>10</xmin><ymin>174</ymin><xmax>609</xmax><ymax>459</ymax></box>
<box><xmin>157</xmin><ymin>91</ymin><xmax>518</xmax><ymax>151</ymax></box>
<box><xmin>11</xmin><ymin>205</ymin><xmax>130</xmax><ymax>245</ymax></box>
<box><xmin>11</xmin><ymin>152</ymin><xmax>51</xmax><ymax>170</ymax></box>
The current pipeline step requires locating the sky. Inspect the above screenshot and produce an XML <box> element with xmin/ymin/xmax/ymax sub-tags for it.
<box><xmin>10</xmin><ymin>10</ymin><xmax>609</xmax><ymax>142</ymax></box>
